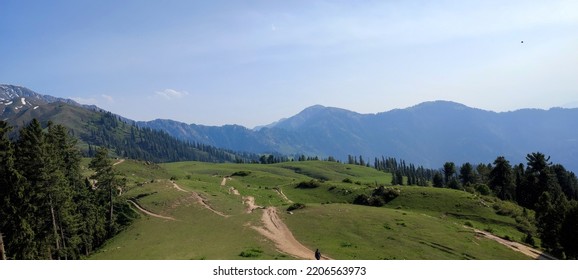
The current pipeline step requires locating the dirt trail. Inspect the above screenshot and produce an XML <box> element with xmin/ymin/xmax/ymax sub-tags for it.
<box><xmin>170</xmin><ymin>181</ymin><xmax>189</xmax><ymax>193</ymax></box>
<box><xmin>243</xmin><ymin>196</ymin><xmax>264</xmax><ymax>213</ymax></box>
<box><xmin>471</xmin><ymin>228</ymin><xmax>556</xmax><ymax>260</ymax></box>
<box><xmin>275</xmin><ymin>188</ymin><xmax>292</xmax><ymax>203</ymax></box>
<box><xmin>191</xmin><ymin>192</ymin><xmax>229</xmax><ymax>218</ymax></box>
<box><xmin>220</xmin><ymin>177</ymin><xmax>231</xmax><ymax>186</ymax></box>
<box><xmin>252</xmin><ymin>207</ymin><xmax>331</xmax><ymax>260</ymax></box>
<box><xmin>113</xmin><ymin>159</ymin><xmax>125</xmax><ymax>166</ymax></box>
<box><xmin>127</xmin><ymin>200</ymin><xmax>176</xmax><ymax>221</ymax></box>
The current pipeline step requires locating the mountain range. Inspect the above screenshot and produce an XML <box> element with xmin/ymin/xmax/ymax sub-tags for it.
<box><xmin>2</xmin><ymin>84</ymin><xmax>578</xmax><ymax>172</ymax></box>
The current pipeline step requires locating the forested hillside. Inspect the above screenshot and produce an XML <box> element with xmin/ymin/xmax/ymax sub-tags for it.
<box><xmin>4</xmin><ymin>102</ymin><xmax>258</xmax><ymax>163</ymax></box>
<box><xmin>0</xmin><ymin>120</ymin><xmax>133</xmax><ymax>259</ymax></box>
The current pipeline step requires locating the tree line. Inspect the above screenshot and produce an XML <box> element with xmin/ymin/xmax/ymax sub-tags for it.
<box><xmin>0</xmin><ymin>120</ymin><xmax>132</xmax><ymax>259</ymax></box>
<box><xmin>431</xmin><ymin>153</ymin><xmax>578</xmax><ymax>259</ymax></box>
<box><xmin>83</xmin><ymin>111</ymin><xmax>259</xmax><ymax>163</ymax></box>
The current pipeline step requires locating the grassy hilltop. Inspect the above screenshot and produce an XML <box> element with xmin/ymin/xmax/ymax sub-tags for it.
<box><xmin>89</xmin><ymin>159</ymin><xmax>536</xmax><ymax>260</ymax></box>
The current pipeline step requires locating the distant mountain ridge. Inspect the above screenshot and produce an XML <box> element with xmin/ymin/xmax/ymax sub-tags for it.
<box><xmin>0</xmin><ymin>84</ymin><xmax>256</xmax><ymax>163</ymax></box>
<box><xmin>139</xmin><ymin>101</ymin><xmax>578</xmax><ymax>172</ymax></box>
<box><xmin>2</xmin><ymin>84</ymin><xmax>577</xmax><ymax>171</ymax></box>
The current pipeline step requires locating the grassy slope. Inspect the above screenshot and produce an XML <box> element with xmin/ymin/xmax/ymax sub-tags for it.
<box><xmin>89</xmin><ymin>160</ymin><xmax>532</xmax><ymax>260</ymax></box>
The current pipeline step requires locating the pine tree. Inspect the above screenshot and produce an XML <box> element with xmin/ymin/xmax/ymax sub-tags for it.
<box><xmin>89</xmin><ymin>147</ymin><xmax>121</xmax><ymax>236</ymax></box>
<box><xmin>459</xmin><ymin>162</ymin><xmax>477</xmax><ymax>186</ymax></box>
<box><xmin>0</xmin><ymin>121</ymin><xmax>28</xmax><ymax>260</ymax></box>
<box><xmin>535</xmin><ymin>192</ymin><xmax>568</xmax><ymax>258</ymax></box>
<box><xmin>489</xmin><ymin>156</ymin><xmax>516</xmax><ymax>201</ymax></box>
<box><xmin>432</xmin><ymin>172</ymin><xmax>444</xmax><ymax>188</ymax></box>
<box><xmin>443</xmin><ymin>162</ymin><xmax>456</xmax><ymax>187</ymax></box>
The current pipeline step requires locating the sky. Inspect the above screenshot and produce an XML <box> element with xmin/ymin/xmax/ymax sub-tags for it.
<box><xmin>1</xmin><ymin>0</ymin><xmax>578</xmax><ymax>128</ymax></box>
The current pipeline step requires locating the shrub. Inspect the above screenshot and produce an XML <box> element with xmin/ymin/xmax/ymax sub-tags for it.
<box><xmin>353</xmin><ymin>194</ymin><xmax>370</xmax><ymax>206</ymax></box>
<box><xmin>340</xmin><ymin>242</ymin><xmax>353</xmax><ymax>248</ymax></box>
<box><xmin>239</xmin><ymin>248</ymin><xmax>263</xmax><ymax>258</ymax></box>
<box><xmin>372</xmin><ymin>186</ymin><xmax>400</xmax><ymax>203</ymax></box>
<box><xmin>493</xmin><ymin>201</ymin><xmax>521</xmax><ymax>217</ymax></box>
<box><xmin>296</xmin><ymin>180</ymin><xmax>321</xmax><ymax>189</ymax></box>
<box><xmin>342</xmin><ymin>178</ymin><xmax>353</xmax><ymax>183</ymax></box>
<box><xmin>287</xmin><ymin>203</ymin><xmax>306</xmax><ymax>212</ymax></box>
<box><xmin>475</xmin><ymin>184</ymin><xmax>491</xmax><ymax>196</ymax></box>
<box><xmin>464</xmin><ymin>221</ymin><xmax>474</xmax><ymax>227</ymax></box>
<box><xmin>353</xmin><ymin>186</ymin><xmax>400</xmax><ymax>207</ymax></box>
<box><xmin>523</xmin><ymin>233</ymin><xmax>536</xmax><ymax>247</ymax></box>
<box><xmin>231</xmin><ymin>171</ymin><xmax>251</xmax><ymax>177</ymax></box>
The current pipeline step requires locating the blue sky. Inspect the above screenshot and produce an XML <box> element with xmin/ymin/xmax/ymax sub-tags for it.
<box><xmin>1</xmin><ymin>0</ymin><xmax>578</xmax><ymax>127</ymax></box>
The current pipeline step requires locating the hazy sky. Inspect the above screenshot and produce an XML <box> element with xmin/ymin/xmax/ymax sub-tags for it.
<box><xmin>2</xmin><ymin>1</ymin><xmax>578</xmax><ymax>127</ymax></box>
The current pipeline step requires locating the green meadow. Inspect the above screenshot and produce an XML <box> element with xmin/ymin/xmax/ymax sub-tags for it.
<box><xmin>89</xmin><ymin>159</ymin><xmax>534</xmax><ymax>260</ymax></box>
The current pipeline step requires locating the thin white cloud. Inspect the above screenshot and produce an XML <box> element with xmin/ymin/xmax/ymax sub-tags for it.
<box><xmin>101</xmin><ymin>94</ymin><xmax>115</xmax><ymax>103</ymax></box>
<box><xmin>155</xmin><ymin>89</ymin><xmax>189</xmax><ymax>100</ymax></box>
<box><xmin>71</xmin><ymin>96</ymin><xmax>98</xmax><ymax>105</ymax></box>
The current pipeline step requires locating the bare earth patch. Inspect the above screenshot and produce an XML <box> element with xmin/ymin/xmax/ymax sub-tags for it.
<box><xmin>243</xmin><ymin>196</ymin><xmax>264</xmax><ymax>213</ymax></box>
<box><xmin>220</xmin><ymin>177</ymin><xmax>231</xmax><ymax>187</ymax></box>
<box><xmin>251</xmin><ymin>207</ymin><xmax>331</xmax><ymax>260</ymax></box>
<box><xmin>229</xmin><ymin>187</ymin><xmax>240</xmax><ymax>196</ymax></box>
<box><xmin>170</xmin><ymin>180</ymin><xmax>189</xmax><ymax>193</ymax></box>
<box><xmin>469</xmin><ymin>227</ymin><xmax>556</xmax><ymax>260</ymax></box>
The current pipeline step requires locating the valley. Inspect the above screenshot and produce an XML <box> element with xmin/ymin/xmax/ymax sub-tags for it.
<box><xmin>89</xmin><ymin>159</ymin><xmax>539</xmax><ymax>260</ymax></box>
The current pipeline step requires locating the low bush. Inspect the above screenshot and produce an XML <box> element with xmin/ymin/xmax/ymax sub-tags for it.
<box><xmin>295</xmin><ymin>180</ymin><xmax>321</xmax><ymax>189</ymax></box>
<box><xmin>239</xmin><ymin>248</ymin><xmax>263</xmax><ymax>258</ymax></box>
<box><xmin>231</xmin><ymin>171</ymin><xmax>251</xmax><ymax>177</ymax></box>
<box><xmin>353</xmin><ymin>186</ymin><xmax>400</xmax><ymax>207</ymax></box>
<box><xmin>287</xmin><ymin>203</ymin><xmax>306</xmax><ymax>212</ymax></box>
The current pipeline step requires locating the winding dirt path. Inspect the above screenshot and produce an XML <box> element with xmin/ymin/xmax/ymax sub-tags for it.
<box><xmin>252</xmin><ymin>207</ymin><xmax>331</xmax><ymax>260</ymax></box>
<box><xmin>170</xmin><ymin>181</ymin><xmax>189</xmax><ymax>193</ymax></box>
<box><xmin>472</xmin><ymin>228</ymin><xmax>556</xmax><ymax>260</ymax></box>
<box><xmin>127</xmin><ymin>200</ymin><xmax>176</xmax><ymax>221</ymax></box>
<box><xmin>113</xmin><ymin>159</ymin><xmax>125</xmax><ymax>166</ymax></box>
<box><xmin>191</xmin><ymin>192</ymin><xmax>229</xmax><ymax>218</ymax></box>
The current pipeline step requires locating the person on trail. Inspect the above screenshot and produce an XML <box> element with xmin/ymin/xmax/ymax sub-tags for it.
<box><xmin>315</xmin><ymin>249</ymin><xmax>321</xmax><ymax>260</ymax></box>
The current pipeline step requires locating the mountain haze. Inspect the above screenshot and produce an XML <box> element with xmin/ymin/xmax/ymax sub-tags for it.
<box><xmin>3</xmin><ymin>84</ymin><xmax>577</xmax><ymax>172</ymax></box>
<box><xmin>140</xmin><ymin>102</ymin><xmax>578</xmax><ymax>172</ymax></box>
<box><xmin>0</xmin><ymin>84</ymin><xmax>255</xmax><ymax>163</ymax></box>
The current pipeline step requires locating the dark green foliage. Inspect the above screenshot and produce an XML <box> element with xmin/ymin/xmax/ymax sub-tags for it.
<box><xmin>295</xmin><ymin>180</ymin><xmax>322</xmax><ymax>189</ymax></box>
<box><xmin>489</xmin><ymin>156</ymin><xmax>516</xmax><ymax>201</ymax></box>
<box><xmin>443</xmin><ymin>162</ymin><xmax>456</xmax><ymax>187</ymax></box>
<box><xmin>83</xmin><ymin>111</ymin><xmax>257</xmax><ymax>163</ymax></box>
<box><xmin>523</xmin><ymin>233</ymin><xmax>536</xmax><ymax>247</ymax></box>
<box><xmin>342</xmin><ymin>178</ymin><xmax>353</xmax><ymax>183</ymax></box>
<box><xmin>535</xmin><ymin>192</ymin><xmax>568</xmax><ymax>258</ymax></box>
<box><xmin>432</xmin><ymin>172</ymin><xmax>444</xmax><ymax>188</ymax></box>
<box><xmin>231</xmin><ymin>171</ymin><xmax>251</xmax><ymax>177</ymax></box>
<box><xmin>353</xmin><ymin>186</ymin><xmax>400</xmax><ymax>207</ymax></box>
<box><xmin>239</xmin><ymin>248</ymin><xmax>263</xmax><ymax>258</ymax></box>
<box><xmin>474</xmin><ymin>184</ymin><xmax>491</xmax><ymax>196</ymax></box>
<box><xmin>373</xmin><ymin>156</ymin><xmax>433</xmax><ymax>186</ymax></box>
<box><xmin>459</xmin><ymin>163</ymin><xmax>477</xmax><ymax>186</ymax></box>
<box><xmin>447</xmin><ymin>178</ymin><xmax>461</xmax><ymax>190</ymax></box>
<box><xmin>0</xmin><ymin>119</ymin><xmax>130</xmax><ymax>259</ymax></box>
<box><xmin>560</xmin><ymin>202</ymin><xmax>578</xmax><ymax>259</ymax></box>
<box><xmin>287</xmin><ymin>203</ymin><xmax>306</xmax><ymax>212</ymax></box>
